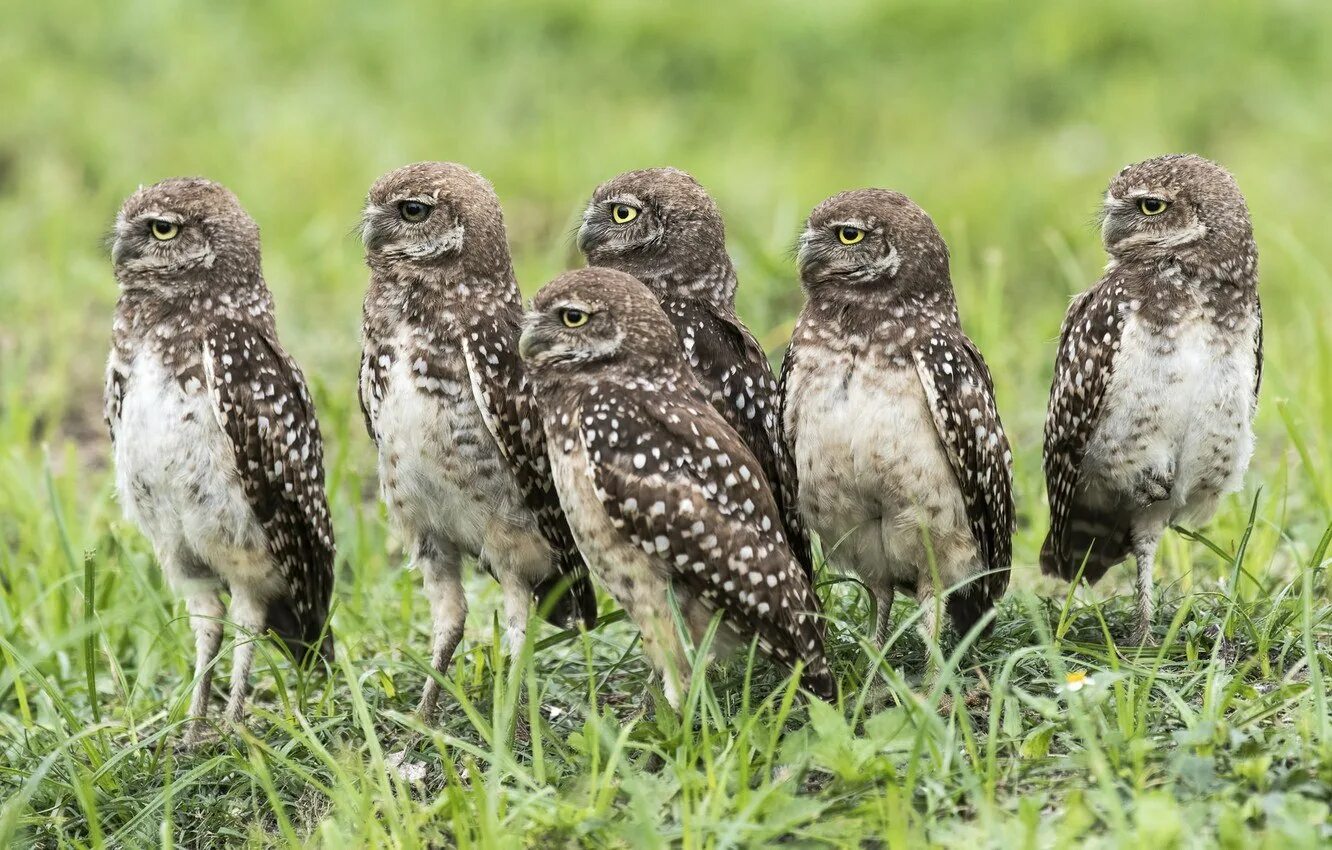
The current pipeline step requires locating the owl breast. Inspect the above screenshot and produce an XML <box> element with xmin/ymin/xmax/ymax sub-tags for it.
<box><xmin>372</xmin><ymin>334</ymin><xmax>526</xmax><ymax>556</ymax></box>
<box><xmin>787</xmin><ymin>347</ymin><xmax>975</xmax><ymax>590</ymax></box>
<box><xmin>1082</xmin><ymin>310</ymin><xmax>1258</xmax><ymax>523</ymax></box>
<box><xmin>113</xmin><ymin>348</ymin><xmax>272</xmax><ymax>592</ymax></box>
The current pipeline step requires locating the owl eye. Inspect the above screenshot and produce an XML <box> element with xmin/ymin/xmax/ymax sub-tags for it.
<box><xmin>611</xmin><ymin>203</ymin><xmax>639</xmax><ymax>224</ymax></box>
<box><xmin>149</xmin><ymin>220</ymin><xmax>180</xmax><ymax>241</ymax></box>
<box><xmin>1138</xmin><ymin>197</ymin><xmax>1169</xmax><ymax>216</ymax></box>
<box><xmin>560</xmin><ymin>307</ymin><xmax>590</xmax><ymax>328</ymax></box>
<box><xmin>837</xmin><ymin>226</ymin><xmax>865</xmax><ymax>245</ymax></box>
<box><xmin>399</xmin><ymin>200</ymin><xmax>432</xmax><ymax>223</ymax></box>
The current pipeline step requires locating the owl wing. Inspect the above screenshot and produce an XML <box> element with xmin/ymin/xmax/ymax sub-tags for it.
<box><xmin>912</xmin><ymin>327</ymin><xmax>1014</xmax><ymax>624</ymax></box>
<box><xmin>775</xmin><ymin>337</ymin><xmax>801</xmax><ymax>459</ymax></box>
<box><xmin>1252</xmin><ymin>296</ymin><xmax>1264</xmax><ymax>405</ymax></box>
<box><xmin>578</xmin><ymin>387</ymin><xmax>833</xmax><ymax>699</ymax></box>
<box><xmin>670</xmin><ymin>299</ymin><xmax>814</xmax><ymax>579</ymax></box>
<box><xmin>459</xmin><ymin>308</ymin><xmax>598</xmax><ymax>631</ymax></box>
<box><xmin>357</xmin><ymin>341</ymin><xmax>392</xmax><ymax>445</ymax></box>
<box><xmin>104</xmin><ymin>362</ymin><xmax>126</xmax><ymax>445</ymax></box>
<box><xmin>1039</xmin><ymin>281</ymin><xmax>1125</xmax><ymax>580</ymax></box>
<box><xmin>203</xmin><ymin>318</ymin><xmax>335</xmax><ymax>662</ymax></box>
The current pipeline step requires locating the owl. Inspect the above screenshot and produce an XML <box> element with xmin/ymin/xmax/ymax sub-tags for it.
<box><xmin>782</xmin><ymin>189</ymin><xmax>1014</xmax><ymax>649</ymax></box>
<box><xmin>1041</xmin><ymin>154</ymin><xmax>1262</xmax><ymax>645</ymax></box>
<box><xmin>518</xmin><ymin>268</ymin><xmax>834</xmax><ymax>708</ymax></box>
<box><xmin>358</xmin><ymin>162</ymin><xmax>596</xmax><ymax>719</ymax></box>
<box><xmin>105</xmin><ymin>178</ymin><xmax>334</xmax><ymax>744</ymax></box>
<box><xmin>577</xmin><ymin>168</ymin><xmax>813</xmax><ymax>577</ymax></box>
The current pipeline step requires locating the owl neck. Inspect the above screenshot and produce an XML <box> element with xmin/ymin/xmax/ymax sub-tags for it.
<box><xmin>620</xmin><ymin>254</ymin><xmax>738</xmax><ymax>312</ymax></box>
<box><xmin>367</xmin><ymin>267</ymin><xmax>522</xmax><ymax>325</ymax></box>
<box><xmin>115</xmin><ymin>278</ymin><xmax>274</xmax><ymax>338</ymax></box>
<box><xmin>805</xmin><ymin>276</ymin><xmax>959</xmax><ymax>329</ymax></box>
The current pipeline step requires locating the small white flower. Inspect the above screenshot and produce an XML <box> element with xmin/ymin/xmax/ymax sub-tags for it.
<box><xmin>1061</xmin><ymin>670</ymin><xmax>1095</xmax><ymax>693</ymax></box>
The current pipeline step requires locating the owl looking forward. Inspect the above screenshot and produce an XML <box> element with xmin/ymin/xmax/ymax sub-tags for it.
<box><xmin>358</xmin><ymin>162</ymin><xmax>596</xmax><ymax>720</ymax></box>
<box><xmin>782</xmin><ymin>189</ymin><xmax>1014</xmax><ymax>651</ymax></box>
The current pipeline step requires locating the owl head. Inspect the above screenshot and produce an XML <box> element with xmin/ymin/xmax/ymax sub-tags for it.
<box><xmin>361</xmin><ymin>161</ymin><xmax>513</xmax><ymax>279</ymax></box>
<box><xmin>112</xmin><ymin>178</ymin><xmax>260</xmax><ymax>289</ymax></box>
<box><xmin>577</xmin><ymin>167</ymin><xmax>734</xmax><ymax>303</ymax></box>
<box><xmin>519</xmin><ymin>268</ymin><xmax>686</xmax><ymax>374</ymax></box>
<box><xmin>1100</xmin><ymin>154</ymin><xmax>1253</xmax><ymax>267</ymax></box>
<box><xmin>797</xmin><ymin>188</ymin><xmax>951</xmax><ymax>296</ymax></box>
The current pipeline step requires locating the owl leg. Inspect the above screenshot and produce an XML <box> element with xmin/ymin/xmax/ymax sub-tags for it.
<box><xmin>499</xmin><ymin>570</ymin><xmax>531</xmax><ymax>658</ymax></box>
<box><xmin>914</xmin><ymin>582</ymin><xmax>943</xmax><ymax>649</ymax></box>
<box><xmin>417</xmin><ymin>537</ymin><xmax>466</xmax><ymax>721</ymax></box>
<box><xmin>915</xmin><ymin>578</ymin><xmax>949</xmax><ymax>701</ymax></box>
<box><xmin>638</xmin><ymin>610</ymin><xmax>689</xmax><ymax>711</ymax></box>
<box><xmin>1129</xmin><ymin>526</ymin><xmax>1163</xmax><ymax>646</ymax></box>
<box><xmin>221</xmin><ymin>590</ymin><xmax>267</xmax><ymax>727</ymax></box>
<box><xmin>181</xmin><ymin>588</ymin><xmax>225</xmax><ymax>745</ymax></box>
<box><xmin>872</xmin><ymin>588</ymin><xmax>896</xmax><ymax>650</ymax></box>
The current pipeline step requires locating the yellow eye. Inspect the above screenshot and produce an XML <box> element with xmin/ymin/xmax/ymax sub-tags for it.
<box><xmin>560</xmin><ymin>307</ymin><xmax>590</xmax><ymax>328</ymax></box>
<box><xmin>611</xmin><ymin>203</ymin><xmax>639</xmax><ymax>224</ymax></box>
<box><xmin>837</xmin><ymin>225</ymin><xmax>864</xmax><ymax>245</ymax></box>
<box><xmin>1138</xmin><ymin>197</ymin><xmax>1169</xmax><ymax>216</ymax></box>
<box><xmin>150</xmin><ymin>220</ymin><xmax>179</xmax><ymax>241</ymax></box>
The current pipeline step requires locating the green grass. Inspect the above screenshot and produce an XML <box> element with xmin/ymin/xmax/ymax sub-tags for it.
<box><xmin>3</xmin><ymin>1</ymin><xmax>1332</xmax><ymax>846</ymax></box>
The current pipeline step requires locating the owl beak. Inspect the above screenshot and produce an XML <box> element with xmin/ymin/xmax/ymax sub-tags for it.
<box><xmin>518</xmin><ymin>324</ymin><xmax>550</xmax><ymax>360</ymax></box>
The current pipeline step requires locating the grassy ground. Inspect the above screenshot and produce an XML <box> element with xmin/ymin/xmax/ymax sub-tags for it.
<box><xmin>2</xmin><ymin>1</ymin><xmax>1331</xmax><ymax>846</ymax></box>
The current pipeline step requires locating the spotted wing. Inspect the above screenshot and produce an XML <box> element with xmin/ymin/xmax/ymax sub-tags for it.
<box><xmin>578</xmin><ymin>387</ymin><xmax>832</xmax><ymax>699</ymax></box>
<box><xmin>104</xmin><ymin>361</ymin><xmax>126</xmax><ymax>445</ymax></box>
<box><xmin>912</xmin><ymin>328</ymin><xmax>1014</xmax><ymax>630</ymax></box>
<box><xmin>203</xmin><ymin>318</ymin><xmax>335</xmax><ymax>662</ymax></box>
<box><xmin>1039</xmin><ymin>281</ymin><xmax>1125</xmax><ymax>581</ymax></box>
<box><xmin>460</xmin><ymin>307</ymin><xmax>598</xmax><ymax>630</ymax></box>
<box><xmin>1253</xmin><ymin>297</ymin><xmax>1264</xmax><ymax>406</ymax></box>
<box><xmin>667</xmin><ymin>299</ymin><xmax>814</xmax><ymax>578</ymax></box>
<box><xmin>358</xmin><ymin>341</ymin><xmax>392</xmax><ymax>445</ymax></box>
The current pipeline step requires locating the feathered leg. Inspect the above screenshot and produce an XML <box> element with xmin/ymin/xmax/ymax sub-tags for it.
<box><xmin>222</xmin><ymin>591</ymin><xmax>267</xmax><ymax>726</ymax></box>
<box><xmin>1129</xmin><ymin>526</ymin><xmax>1162</xmax><ymax>646</ymax></box>
<box><xmin>417</xmin><ymin>537</ymin><xmax>467</xmax><ymax>721</ymax></box>
<box><xmin>181</xmin><ymin>589</ymin><xmax>225</xmax><ymax>745</ymax></box>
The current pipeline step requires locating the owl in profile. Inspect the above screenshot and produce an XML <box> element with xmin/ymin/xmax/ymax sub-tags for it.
<box><xmin>358</xmin><ymin>162</ymin><xmax>596</xmax><ymax>719</ymax></box>
<box><xmin>577</xmin><ymin>168</ymin><xmax>813</xmax><ymax>578</ymax></box>
<box><xmin>519</xmin><ymin>268</ymin><xmax>834</xmax><ymax>708</ymax></box>
<box><xmin>106</xmin><ymin>178</ymin><xmax>334</xmax><ymax>744</ymax></box>
<box><xmin>783</xmin><ymin>189</ymin><xmax>1013</xmax><ymax>650</ymax></box>
<box><xmin>1041</xmin><ymin>154</ymin><xmax>1261</xmax><ymax>644</ymax></box>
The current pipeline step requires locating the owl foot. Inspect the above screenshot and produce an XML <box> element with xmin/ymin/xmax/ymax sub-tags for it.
<box><xmin>1134</xmin><ymin>463</ymin><xmax>1175</xmax><ymax>507</ymax></box>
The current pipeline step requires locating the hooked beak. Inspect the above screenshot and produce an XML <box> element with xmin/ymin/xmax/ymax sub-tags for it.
<box><xmin>518</xmin><ymin>323</ymin><xmax>550</xmax><ymax>361</ymax></box>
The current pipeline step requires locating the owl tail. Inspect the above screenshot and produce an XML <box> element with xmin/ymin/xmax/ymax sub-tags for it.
<box><xmin>946</xmin><ymin>587</ymin><xmax>999</xmax><ymax>639</ymax></box>
<box><xmin>1039</xmin><ymin>507</ymin><xmax>1131</xmax><ymax>586</ymax></box>
<box><xmin>265</xmin><ymin>596</ymin><xmax>335</xmax><ymax>667</ymax></box>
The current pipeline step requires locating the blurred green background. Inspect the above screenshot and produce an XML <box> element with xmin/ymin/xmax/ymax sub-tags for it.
<box><xmin>3</xmin><ymin>3</ymin><xmax>1332</xmax><ymax>844</ymax></box>
<box><xmin>4</xmin><ymin>0</ymin><xmax>1329</xmax><ymax>563</ymax></box>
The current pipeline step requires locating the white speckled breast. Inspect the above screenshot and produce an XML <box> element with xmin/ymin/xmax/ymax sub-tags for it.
<box><xmin>114</xmin><ymin>349</ymin><xmax>274</xmax><ymax>593</ymax></box>
<box><xmin>1083</xmin><ymin>309</ymin><xmax>1257</xmax><ymax>523</ymax></box>
<box><xmin>786</xmin><ymin>346</ymin><xmax>975</xmax><ymax>593</ymax></box>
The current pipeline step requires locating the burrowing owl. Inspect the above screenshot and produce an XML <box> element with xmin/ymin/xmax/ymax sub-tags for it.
<box><xmin>105</xmin><ymin>178</ymin><xmax>335</xmax><ymax>743</ymax></box>
<box><xmin>519</xmin><ymin>268</ymin><xmax>834</xmax><ymax>707</ymax></box>
<box><xmin>359</xmin><ymin>162</ymin><xmax>596</xmax><ymax>719</ymax></box>
<box><xmin>577</xmin><ymin>168</ymin><xmax>813</xmax><ymax>577</ymax></box>
<box><xmin>783</xmin><ymin>189</ymin><xmax>1014</xmax><ymax>649</ymax></box>
<box><xmin>1041</xmin><ymin>154</ymin><xmax>1262</xmax><ymax>645</ymax></box>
